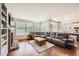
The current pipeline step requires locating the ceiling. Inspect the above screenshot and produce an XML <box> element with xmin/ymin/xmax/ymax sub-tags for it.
<box><xmin>5</xmin><ymin>3</ymin><xmax>79</xmax><ymax>22</ymax></box>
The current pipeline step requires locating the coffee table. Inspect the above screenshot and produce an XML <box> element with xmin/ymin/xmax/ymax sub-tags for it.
<box><xmin>34</xmin><ymin>37</ymin><xmax>46</xmax><ymax>46</ymax></box>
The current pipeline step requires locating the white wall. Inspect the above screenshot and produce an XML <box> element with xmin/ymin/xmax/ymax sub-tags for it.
<box><xmin>40</xmin><ymin>19</ymin><xmax>61</xmax><ymax>32</ymax></box>
<box><xmin>41</xmin><ymin>20</ymin><xmax>49</xmax><ymax>32</ymax></box>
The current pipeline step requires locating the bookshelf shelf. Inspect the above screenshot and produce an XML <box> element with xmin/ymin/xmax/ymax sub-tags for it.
<box><xmin>1</xmin><ymin>40</ymin><xmax>7</xmax><ymax>46</ymax></box>
<box><xmin>1</xmin><ymin>17</ymin><xmax>7</xmax><ymax>23</ymax></box>
<box><xmin>1</xmin><ymin>27</ymin><xmax>7</xmax><ymax>29</ymax></box>
<box><xmin>1</xmin><ymin>9</ymin><xmax>7</xmax><ymax>17</ymax></box>
<box><xmin>1</xmin><ymin>34</ymin><xmax>7</xmax><ymax>38</ymax></box>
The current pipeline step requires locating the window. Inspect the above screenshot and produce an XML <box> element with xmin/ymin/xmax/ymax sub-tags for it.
<box><xmin>16</xmin><ymin>22</ymin><xmax>25</xmax><ymax>35</ymax></box>
<box><xmin>26</xmin><ymin>23</ymin><xmax>34</xmax><ymax>32</ymax></box>
<box><xmin>16</xmin><ymin>21</ymin><xmax>41</xmax><ymax>35</ymax></box>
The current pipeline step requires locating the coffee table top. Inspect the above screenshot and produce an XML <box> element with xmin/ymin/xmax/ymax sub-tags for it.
<box><xmin>34</xmin><ymin>37</ymin><xmax>46</xmax><ymax>41</ymax></box>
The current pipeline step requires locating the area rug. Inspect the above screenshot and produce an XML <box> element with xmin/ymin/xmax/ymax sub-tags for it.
<box><xmin>29</xmin><ymin>40</ymin><xmax>54</xmax><ymax>53</ymax></box>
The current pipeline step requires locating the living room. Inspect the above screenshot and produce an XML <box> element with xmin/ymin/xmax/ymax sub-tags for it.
<box><xmin>0</xmin><ymin>3</ymin><xmax>79</xmax><ymax>56</ymax></box>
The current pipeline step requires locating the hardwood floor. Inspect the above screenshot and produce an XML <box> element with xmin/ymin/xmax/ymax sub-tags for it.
<box><xmin>8</xmin><ymin>40</ymin><xmax>79</xmax><ymax>56</ymax></box>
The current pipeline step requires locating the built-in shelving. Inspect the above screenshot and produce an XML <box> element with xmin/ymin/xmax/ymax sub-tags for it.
<box><xmin>0</xmin><ymin>3</ymin><xmax>16</xmax><ymax>56</ymax></box>
<box><xmin>0</xmin><ymin>3</ymin><xmax>8</xmax><ymax>56</ymax></box>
